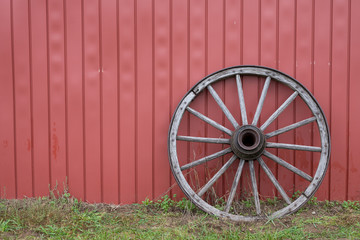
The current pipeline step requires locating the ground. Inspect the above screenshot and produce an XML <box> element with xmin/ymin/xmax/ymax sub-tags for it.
<box><xmin>0</xmin><ymin>193</ymin><xmax>360</xmax><ymax>239</ymax></box>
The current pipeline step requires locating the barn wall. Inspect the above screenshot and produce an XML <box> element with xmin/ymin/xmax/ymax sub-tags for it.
<box><xmin>0</xmin><ymin>0</ymin><xmax>359</xmax><ymax>203</ymax></box>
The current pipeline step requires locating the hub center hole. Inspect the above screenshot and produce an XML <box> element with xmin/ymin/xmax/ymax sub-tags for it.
<box><xmin>242</xmin><ymin>132</ymin><xmax>256</xmax><ymax>147</ymax></box>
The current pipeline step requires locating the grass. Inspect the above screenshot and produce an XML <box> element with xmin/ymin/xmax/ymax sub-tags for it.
<box><xmin>0</xmin><ymin>193</ymin><xmax>360</xmax><ymax>239</ymax></box>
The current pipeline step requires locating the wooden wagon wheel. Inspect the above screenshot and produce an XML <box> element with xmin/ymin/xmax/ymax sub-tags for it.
<box><xmin>168</xmin><ymin>66</ymin><xmax>330</xmax><ymax>221</ymax></box>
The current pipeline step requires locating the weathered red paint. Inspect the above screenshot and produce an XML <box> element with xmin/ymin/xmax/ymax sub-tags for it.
<box><xmin>348</xmin><ymin>0</ymin><xmax>360</xmax><ymax>201</ymax></box>
<box><xmin>0</xmin><ymin>0</ymin><xmax>359</xmax><ymax>203</ymax></box>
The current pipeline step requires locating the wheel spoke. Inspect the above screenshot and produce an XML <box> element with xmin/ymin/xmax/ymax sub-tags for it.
<box><xmin>198</xmin><ymin>155</ymin><xmax>238</xmax><ymax>197</ymax></box>
<box><xmin>252</xmin><ymin>76</ymin><xmax>271</xmax><ymax>126</ymax></box>
<box><xmin>177</xmin><ymin>136</ymin><xmax>230</xmax><ymax>144</ymax></box>
<box><xmin>225</xmin><ymin>159</ymin><xmax>245</xmax><ymax>213</ymax></box>
<box><xmin>265</xmin><ymin>117</ymin><xmax>317</xmax><ymax>138</ymax></box>
<box><xmin>249</xmin><ymin>161</ymin><xmax>261</xmax><ymax>215</ymax></box>
<box><xmin>180</xmin><ymin>148</ymin><xmax>232</xmax><ymax>171</ymax></box>
<box><xmin>263</xmin><ymin>151</ymin><xmax>313</xmax><ymax>182</ymax></box>
<box><xmin>266</xmin><ymin>142</ymin><xmax>322</xmax><ymax>152</ymax></box>
<box><xmin>257</xmin><ymin>157</ymin><xmax>292</xmax><ymax>205</ymax></box>
<box><xmin>207</xmin><ymin>85</ymin><xmax>239</xmax><ymax>129</ymax></box>
<box><xmin>236</xmin><ymin>74</ymin><xmax>248</xmax><ymax>125</ymax></box>
<box><xmin>187</xmin><ymin>107</ymin><xmax>233</xmax><ymax>135</ymax></box>
<box><xmin>260</xmin><ymin>91</ymin><xmax>298</xmax><ymax>131</ymax></box>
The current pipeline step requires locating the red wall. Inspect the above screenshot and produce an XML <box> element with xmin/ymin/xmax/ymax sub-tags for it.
<box><xmin>0</xmin><ymin>0</ymin><xmax>359</xmax><ymax>203</ymax></box>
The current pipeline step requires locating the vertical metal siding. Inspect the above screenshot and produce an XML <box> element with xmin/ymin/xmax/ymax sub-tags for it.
<box><xmin>153</xmin><ymin>0</ymin><xmax>171</xmax><ymax>199</ymax></box>
<box><xmin>12</xmin><ymin>0</ymin><xmax>33</xmax><ymax>198</ymax></box>
<box><xmin>0</xmin><ymin>0</ymin><xmax>359</xmax><ymax>203</ymax></box>
<box><xmin>136</xmin><ymin>0</ymin><xmax>153</xmax><ymax>202</ymax></box>
<box><xmin>170</xmin><ymin>0</ymin><xmax>188</xmax><ymax>200</ymax></box>
<box><xmin>313</xmin><ymin>0</ymin><xmax>331</xmax><ymax>201</ymax></box>
<box><xmin>294</xmin><ymin>0</ymin><xmax>313</xmax><ymax>196</ymax></box>
<box><xmin>47</xmin><ymin>0</ymin><xmax>67</xmax><ymax>197</ymax></box>
<box><xmin>31</xmin><ymin>0</ymin><xmax>50</xmax><ymax>198</ymax></box>
<box><xmin>207</xmin><ymin>0</ymin><xmax>224</xmax><ymax>198</ymax></box>
<box><xmin>260</xmin><ymin>0</ymin><xmax>277</xmax><ymax>198</ymax></box>
<box><xmin>330</xmin><ymin>0</ymin><xmax>350</xmax><ymax>201</ymax></box>
<box><xmin>66</xmin><ymin>0</ymin><xmax>85</xmax><ymax>201</ymax></box>
<box><xmin>187</xmin><ymin>0</ymin><xmax>207</xmax><ymax>201</ymax></box>
<box><xmin>241</xmin><ymin>0</ymin><xmax>260</xmax><ymax>196</ymax></box>
<box><xmin>0</xmin><ymin>0</ymin><xmax>16</xmax><ymax>199</ymax></box>
<box><xmin>100</xmin><ymin>0</ymin><xmax>118</xmax><ymax>203</ymax></box>
<box><xmin>118</xmin><ymin>0</ymin><xmax>136</xmax><ymax>204</ymax></box>
<box><xmin>348</xmin><ymin>0</ymin><xmax>360</xmax><ymax>200</ymax></box>
<box><xmin>277</xmin><ymin>0</ymin><xmax>296</xmax><ymax>200</ymax></box>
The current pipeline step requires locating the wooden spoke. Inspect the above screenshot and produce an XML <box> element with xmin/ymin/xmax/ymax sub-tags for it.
<box><xmin>266</xmin><ymin>142</ymin><xmax>322</xmax><ymax>152</ymax></box>
<box><xmin>180</xmin><ymin>148</ymin><xmax>232</xmax><ymax>171</ymax></box>
<box><xmin>263</xmin><ymin>151</ymin><xmax>313</xmax><ymax>182</ymax></box>
<box><xmin>177</xmin><ymin>136</ymin><xmax>230</xmax><ymax>144</ymax></box>
<box><xmin>225</xmin><ymin>159</ymin><xmax>245</xmax><ymax>213</ymax></box>
<box><xmin>236</xmin><ymin>74</ymin><xmax>248</xmax><ymax>125</ymax></box>
<box><xmin>260</xmin><ymin>92</ymin><xmax>298</xmax><ymax>131</ymax></box>
<box><xmin>207</xmin><ymin>85</ymin><xmax>239</xmax><ymax>129</ymax></box>
<box><xmin>186</xmin><ymin>107</ymin><xmax>233</xmax><ymax>135</ymax></box>
<box><xmin>266</xmin><ymin>117</ymin><xmax>317</xmax><ymax>138</ymax></box>
<box><xmin>198</xmin><ymin>155</ymin><xmax>238</xmax><ymax>197</ymax></box>
<box><xmin>249</xmin><ymin>161</ymin><xmax>261</xmax><ymax>215</ymax></box>
<box><xmin>257</xmin><ymin>157</ymin><xmax>292</xmax><ymax>205</ymax></box>
<box><xmin>252</xmin><ymin>76</ymin><xmax>271</xmax><ymax>126</ymax></box>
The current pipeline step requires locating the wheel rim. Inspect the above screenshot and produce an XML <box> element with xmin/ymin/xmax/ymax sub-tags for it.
<box><xmin>168</xmin><ymin>65</ymin><xmax>330</xmax><ymax>221</ymax></box>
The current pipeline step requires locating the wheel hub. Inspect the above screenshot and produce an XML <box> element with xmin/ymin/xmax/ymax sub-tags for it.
<box><xmin>230</xmin><ymin>125</ymin><xmax>266</xmax><ymax>160</ymax></box>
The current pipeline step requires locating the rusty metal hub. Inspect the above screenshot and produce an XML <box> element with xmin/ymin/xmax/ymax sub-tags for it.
<box><xmin>230</xmin><ymin>125</ymin><xmax>266</xmax><ymax>161</ymax></box>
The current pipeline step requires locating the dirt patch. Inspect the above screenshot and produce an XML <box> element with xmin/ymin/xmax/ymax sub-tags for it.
<box><xmin>85</xmin><ymin>202</ymin><xmax>138</xmax><ymax>214</ymax></box>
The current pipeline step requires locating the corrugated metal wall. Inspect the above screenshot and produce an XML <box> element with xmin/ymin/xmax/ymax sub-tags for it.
<box><xmin>0</xmin><ymin>0</ymin><xmax>359</xmax><ymax>203</ymax></box>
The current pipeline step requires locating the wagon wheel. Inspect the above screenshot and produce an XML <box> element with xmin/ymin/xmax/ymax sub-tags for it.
<box><xmin>168</xmin><ymin>65</ymin><xmax>330</xmax><ymax>221</ymax></box>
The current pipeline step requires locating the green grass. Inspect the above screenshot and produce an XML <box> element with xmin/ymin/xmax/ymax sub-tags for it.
<box><xmin>0</xmin><ymin>193</ymin><xmax>360</xmax><ymax>239</ymax></box>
